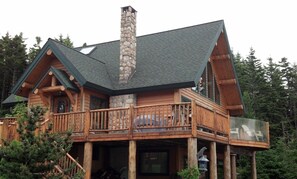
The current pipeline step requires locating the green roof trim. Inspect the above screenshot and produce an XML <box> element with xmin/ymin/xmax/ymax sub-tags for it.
<box><xmin>51</xmin><ymin>67</ymin><xmax>79</xmax><ymax>92</ymax></box>
<box><xmin>31</xmin><ymin>67</ymin><xmax>79</xmax><ymax>93</ymax></box>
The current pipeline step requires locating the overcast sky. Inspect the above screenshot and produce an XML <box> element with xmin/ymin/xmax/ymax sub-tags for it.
<box><xmin>1</xmin><ymin>0</ymin><xmax>296</xmax><ymax>64</ymax></box>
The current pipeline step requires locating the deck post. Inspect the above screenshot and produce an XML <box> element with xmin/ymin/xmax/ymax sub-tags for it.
<box><xmin>251</xmin><ymin>151</ymin><xmax>257</xmax><ymax>179</ymax></box>
<box><xmin>224</xmin><ymin>145</ymin><xmax>231</xmax><ymax>179</ymax></box>
<box><xmin>231</xmin><ymin>154</ymin><xmax>237</xmax><ymax>179</ymax></box>
<box><xmin>129</xmin><ymin>140</ymin><xmax>137</xmax><ymax>179</ymax></box>
<box><xmin>210</xmin><ymin>141</ymin><xmax>217</xmax><ymax>179</ymax></box>
<box><xmin>83</xmin><ymin>142</ymin><xmax>93</xmax><ymax>179</ymax></box>
<box><xmin>128</xmin><ymin>105</ymin><xmax>134</xmax><ymax>138</ymax></box>
<box><xmin>84</xmin><ymin>110</ymin><xmax>90</xmax><ymax>138</ymax></box>
<box><xmin>191</xmin><ymin>101</ymin><xmax>197</xmax><ymax>136</ymax></box>
<box><xmin>187</xmin><ymin>137</ymin><xmax>198</xmax><ymax>168</ymax></box>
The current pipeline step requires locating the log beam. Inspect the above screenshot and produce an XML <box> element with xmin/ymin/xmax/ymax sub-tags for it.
<box><xmin>46</xmin><ymin>49</ymin><xmax>52</xmax><ymax>56</ymax></box>
<box><xmin>69</xmin><ymin>75</ymin><xmax>75</xmax><ymax>81</ymax></box>
<box><xmin>41</xmin><ymin>85</ymin><xmax>65</xmax><ymax>93</ymax></box>
<box><xmin>226</xmin><ymin>105</ymin><xmax>243</xmax><ymax>110</ymax></box>
<box><xmin>51</xmin><ymin>76</ymin><xmax>57</xmax><ymax>86</ymax></box>
<box><xmin>129</xmin><ymin>140</ymin><xmax>136</xmax><ymax>179</ymax></box>
<box><xmin>22</xmin><ymin>82</ymin><xmax>34</xmax><ymax>89</ymax></box>
<box><xmin>211</xmin><ymin>54</ymin><xmax>230</xmax><ymax>61</ymax></box>
<box><xmin>210</xmin><ymin>142</ymin><xmax>217</xmax><ymax>179</ymax></box>
<box><xmin>65</xmin><ymin>89</ymin><xmax>75</xmax><ymax>105</ymax></box>
<box><xmin>218</xmin><ymin>79</ymin><xmax>236</xmax><ymax>85</ymax></box>
<box><xmin>83</xmin><ymin>142</ymin><xmax>93</xmax><ymax>179</ymax></box>
<box><xmin>224</xmin><ymin>145</ymin><xmax>231</xmax><ymax>179</ymax></box>
<box><xmin>187</xmin><ymin>138</ymin><xmax>198</xmax><ymax>168</ymax></box>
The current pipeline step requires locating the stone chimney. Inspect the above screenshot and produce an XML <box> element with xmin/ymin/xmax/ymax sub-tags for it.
<box><xmin>119</xmin><ymin>6</ymin><xmax>137</xmax><ymax>84</ymax></box>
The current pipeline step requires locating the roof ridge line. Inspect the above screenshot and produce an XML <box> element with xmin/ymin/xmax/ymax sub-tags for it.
<box><xmin>75</xmin><ymin>20</ymin><xmax>224</xmax><ymax>48</ymax></box>
<box><xmin>49</xmin><ymin>38</ymin><xmax>107</xmax><ymax>65</ymax></box>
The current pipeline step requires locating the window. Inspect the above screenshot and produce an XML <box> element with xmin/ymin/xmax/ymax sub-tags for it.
<box><xmin>192</xmin><ymin>62</ymin><xmax>220</xmax><ymax>105</ymax></box>
<box><xmin>139</xmin><ymin>151</ymin><xmax>169</xmax><ymax>175</ymax></box>
<box><xmin>90</xmin><ymin>96</ymin><xmax>108</xmax><ymax>110</ymax></box>
<box><xmin>181</xmin><ymin>96</ymin><xmax>191</xmax><ymax>103</ymax></box>
<box><xmin>79</xmin><ymin>46</ymin><xmax>96</xmax><ymax>54</ymax></box>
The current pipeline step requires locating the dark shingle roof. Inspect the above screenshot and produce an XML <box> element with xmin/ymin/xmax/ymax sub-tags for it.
<box><xmin>12</xmin><ymin>20</ymin><xmax>225</xmax><ymax>95</ymax></box>
<box><xmin>50</xmin><ymin>40</ymin><xmax>114</xmax><ymax>92</ymax></box>
<box><xmin>2</xmin><ymin>94</ymin><xmax>27</xmax><ymax>105</ymax></box>
<box><xmin>79</xmin><ymin>20</ymin><xmax>224</xmax><ymax>93</ymax></box>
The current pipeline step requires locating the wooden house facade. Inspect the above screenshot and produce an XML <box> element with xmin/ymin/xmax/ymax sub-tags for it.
<box><xmin>0</xmin><ymin>6</ymin><xmax>269</xmax><ymax>179</ymax></box>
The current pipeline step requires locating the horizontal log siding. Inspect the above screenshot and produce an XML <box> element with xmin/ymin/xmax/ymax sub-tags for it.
<box><xmin>28</xmin><ymin>93</ymin><xmax>44</xmax><ymax>107</ymax></box>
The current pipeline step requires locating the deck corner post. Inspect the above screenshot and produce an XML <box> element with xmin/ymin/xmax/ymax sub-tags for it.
<box><xmin>83</xmin><ymin>142</ymin><xmax>93</xmax><ymax>179</ymax></box>
<box><xmin>187</xmin><ymin>137</ymin><xmax>198</xmax><ymax>168</ymax></box>
<box><xmin>224</xmin><ymin>145</ymin><xmax>231</xmax><ymax>179</ymax></box>
<box><xmin>129</xmin><ymin>140</ymin><xmax>137</xmax><ymax>179</ymax></box>
<box><xmin>191</xmin><ymin>101</ymin><xmax>197</xmax><ymax>136</ymax></box>
<box><xmin>84</xmin><ymin>110</ymin><xmax>91</xmax><ymax>138</ymax></box>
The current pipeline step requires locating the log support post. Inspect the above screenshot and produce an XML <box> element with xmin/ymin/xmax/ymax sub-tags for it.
<box><xmin>210</xmin><ymin>141</ymin><xmax>217</xmax><ymax>179</ymax></box>
<box><xmin>83</xmin><ymin>142</ymin><xmax>93</xmax><ymax>179</ymax></box>
<box><xmin>251</xmin><ymin>151</ymin><xmax>257</xmax><ymax>179</ymax></box>
<box><xmin>231</xmin><ymin>154</ymin><xmax>237</xmax><ymax>179</ymax></box>
<box><xmin>187</xmin><ymin>138</ymin><xmax>198</xmax><ymax>168</ymax></box>
<box><xmin>224</xmin><ymin>145</ymin><xmax>231</xmax><ymax>179</ymax></box>
<box><xmin>129</xmin><ymin>140</ymin><xmax>137</xmax><ymax>179</ymax></box>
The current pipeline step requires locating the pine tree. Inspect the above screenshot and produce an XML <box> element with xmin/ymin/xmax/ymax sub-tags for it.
<box><xmin>0</xmin><ymin>105</ymin><xmax>78</xmax><ymax>178</ymax></box>
<box><xmin>0</xmin><ymin>33</ymin><xmax>27</xmax><ymax>104</ymax></box>
<box><xmin>55</xmin><ymin>34</ymin><xmax>74</xmax><ymax>48</ymax></box>
<box><xmin>27</xmin><ymin>36</ymin><xmax>42</xmax><ymax>64</ymax></box>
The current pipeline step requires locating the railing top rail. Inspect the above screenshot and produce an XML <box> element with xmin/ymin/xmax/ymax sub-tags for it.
<box><xmin>65</xmin><ymin>153</ymin><xmax>85</xmax><ymax>172</ymax></box>
<box><xmin>90</xmin><ymin>107</ymin><xmax>129</xmax><ymax>112</ymax></box>
<box><xmin>40</xmin><ymin>118</ymin><xmax>51</xmax><ymax>125</ymax></box>
<box><xmin>134</xmin><ymin>102</ymin><xmax>191</xmax><ymax>109</ymax></box>
<box><xmin>0</xmin><ymin>117</ymin><xmax>17</xmax><ymax>121</ymax></box>
<box><xmin>53</xmin><ymin>111</ymin><xmax>86</xmax><ymax>116</ymax></box>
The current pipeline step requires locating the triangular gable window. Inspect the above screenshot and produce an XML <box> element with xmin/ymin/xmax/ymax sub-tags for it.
<box><xmin>192</xmin><ymin>62</ymin><xmax>220</xmax><ymax>104</ymax></box>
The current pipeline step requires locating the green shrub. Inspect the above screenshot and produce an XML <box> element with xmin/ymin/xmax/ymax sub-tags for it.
<box><xmin>178</xmin><ymin>167</ymin><xmax>200</xmax><ymax>179</ymax></box>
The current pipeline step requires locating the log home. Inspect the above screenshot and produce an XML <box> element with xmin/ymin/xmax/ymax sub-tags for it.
<box><xmin>0</xmin><ymin>6</ymin><xmax>269</xmax><ymax>179</ymax></box>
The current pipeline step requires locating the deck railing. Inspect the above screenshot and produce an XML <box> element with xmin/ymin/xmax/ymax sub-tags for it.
<box><xmin>194</xmin><ymin>103</ymin><xmax>230</xmax><ymax>136</ymax></box>
<box><xmin>134</xmin><ymin>103</ymin><xmax>192</xmax><ymax>131</ymax></box>
<box><xmin>90</xmin><ymin>107</ymin><xmax>130</xmax><ymax>132</ymax></box>
<box><xmin>1</xmin><ymin>103</ymin><xmax>269</xmax><ymax>147</ymax></box>
<box><xmin>230</xmin><ymin>117</ymin><xmax>269</xmax><ymax>143</ymax></box>
<box><xmin>52</xmin><ymin>111</ymin><xmax>85</xmax><ymax>133</ymax></box>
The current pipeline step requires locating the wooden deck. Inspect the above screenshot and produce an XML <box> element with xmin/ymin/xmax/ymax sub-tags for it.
<box><xmin>0</xmin><ymin>102</ymin><xmax>269</xmax><ymax>149</ymax></box>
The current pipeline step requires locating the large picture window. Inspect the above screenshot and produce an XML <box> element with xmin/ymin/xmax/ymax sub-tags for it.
<box><xmin>139</xmin><ymin>151</ymin><xmax>169</xmax><ymax>175</ymax></box>
<box><xmin>192</xmin><ymin>62</ymin><xmax>220</xmax><ymax>105</ymax></box>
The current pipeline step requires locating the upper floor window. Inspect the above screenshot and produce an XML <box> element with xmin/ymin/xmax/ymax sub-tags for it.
<box><xmin>192</xmin><ymin>62</ymin><xmax>220</xmax><ymax>105</ymax></box>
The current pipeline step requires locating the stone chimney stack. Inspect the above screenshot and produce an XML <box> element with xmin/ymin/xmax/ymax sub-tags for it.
<box><xmin>119</xmin><ymin>6</ymin><xmax>137</xmax><ymax>84</ymax></box>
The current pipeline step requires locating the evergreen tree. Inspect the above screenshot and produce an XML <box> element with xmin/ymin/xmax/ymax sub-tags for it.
<box><xmin>27</xmin><ymin>36</ymin><xmax>42</xmax><ymax>64</ymax></box>
<box><xmin>0</xmin><ymin>33</ymin><xmax>27</xmax><ymax>105</ymax></box>
<box><xmin>55</xmin><ymin>34</ymin><xmax>74</xmax><ymax>48</ymax></box>
<box><xmin>263</xmin><ymin>58</ymin><xmax>287</xmax><ymax>139</ymax></box>
<box><xmin>0</xmin><ymin>105</ymin><xmax>78</xmax><ymax>178</ymax></box>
